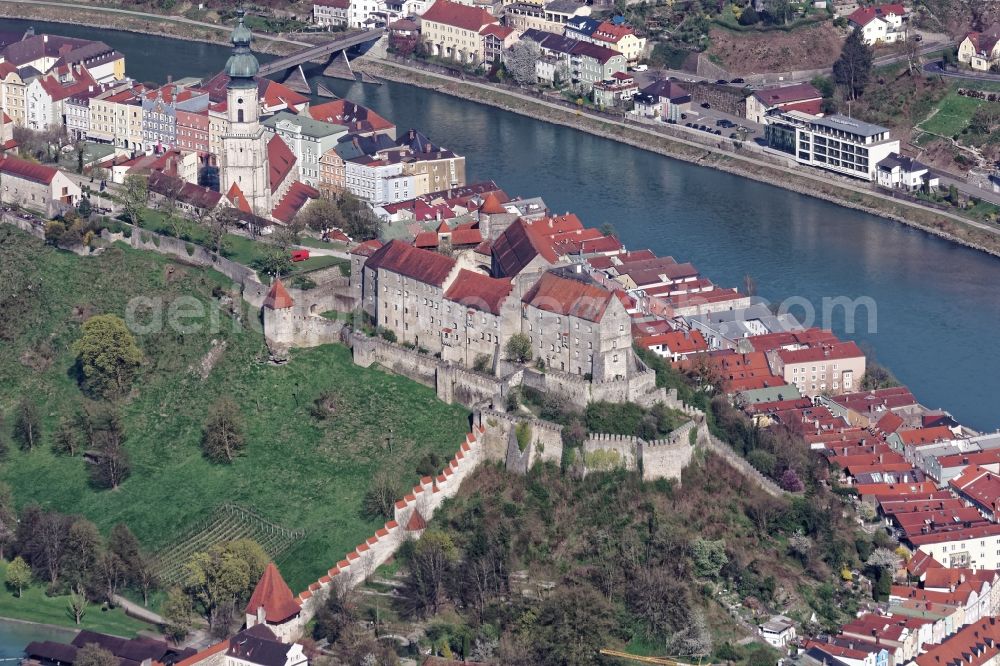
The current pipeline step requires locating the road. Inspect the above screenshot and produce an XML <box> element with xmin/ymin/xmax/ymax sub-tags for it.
<box><xmin>0</xmin><ymin>0</ymin><xmax>310</xmax><ymax>46</ymax></box>
<box><xmin>923</xmin><ymin>60</ymin><xmax>1000</xmax><ymax>83</ymax></box>
<box><xmin>371</xmin><ymin>57</ymin><xmax>999</xmax><ymax>237</ymax></box>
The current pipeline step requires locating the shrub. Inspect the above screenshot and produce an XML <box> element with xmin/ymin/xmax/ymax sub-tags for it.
<box><xmin>504</xmin><ymin>334</ymin><xmax>532</xmax><ymax>363</ymax></box>
<box><xmin>378</xmin><ymin>327</ymin><xmax>397</xmax><ymax>343</ymax></box>
<box><xmin>515</xmin><ymin>422</ymin><xmax>533</xmax><ymax>453</ymax></box>
<box><xmin>472</xmin><ymin>354</ymin><xmax>492</xmax><ymax>373</ymax></box>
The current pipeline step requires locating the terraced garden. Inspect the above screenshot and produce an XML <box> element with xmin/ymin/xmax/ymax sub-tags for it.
<box><xmin>0</xmin><ymin>227</ymin><xmax>471</xmax><ymax>596</ymax></box>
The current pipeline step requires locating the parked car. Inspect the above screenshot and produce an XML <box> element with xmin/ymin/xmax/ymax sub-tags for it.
<box><xmin>715</xmin><ymin>79</ymin><xmax>728</xmax><ymax>84</ymax></box>
<box><xmin>701</xmin><ymin>102</ymin><xmax>711</xmax><ymax>109</ymax></box>
<box><xmin>731</xmin><ymin>77</ymin><xmax>745</xmax><ymax>84</ymax></box>
<box><xmin>632</xmin><ymin>64</ymin><xmax>648</xmax><ymax>72</ymax></box>
<box><xmin>685</xmin><ymin>122</ymin><xmax>693</xmax><ymax>127</ymax></box>
<box><xmin>291</xmin><ymin>249</ymin><xmax>310</xmax><ymax>262</ymax></box>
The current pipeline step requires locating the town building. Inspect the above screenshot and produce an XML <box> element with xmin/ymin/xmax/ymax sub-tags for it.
<box><xmin>847</xmin><ymin>4</ymin><xmax>907</xmax><ymax>45</ymax></box>
<box><xmin>592</xmin><ymin>72</ymin><xmax>638</xmax><ymax>109</ymax></box>
<box><xmin>88</xmin><ymin>83</ymin><xmax>145</xmax><ymax>151</ymax></box>
<box><xmin>521</xmin><ymin>29</ymin><xmax>626</xmax><ymax>92</ymax></box>
<box><xmin>142</xmin><ymin>84</ymin><xmax>209</xmax><ymax>154</ymax></box>
<box><xmin>876</xmin><ymin>152</ymin><xmax>938</xmax><ymax>192</ymax></box>
<box><xmin>759</xmin><ymin>615</ymin><xmax>796</xmax><ymax>649</ymax></box>
<box><xmin>745</xmin><ymin>82</ymin><xmax>822</xmax><ymax>124</ymax></box>
<box><xmin>504</xmin><ymin>0</ymin><xmax>591</xmax><ymax>34</ymax></box>
<box><xmin>765</xmin><ymin>340</ymin><xmax>866</xmax><ymax>397</ymax></box>
<box><xmin>0</xmin><ymin>154</ymin><xmax>81</xmax><ymax>216</ymax></box>
<box><xmin>631</xmin><ymin>79</ymin><xmax>691</xmax><ymax>121</ymax></box>
<box><xmin>313</xmin><ymin>0</ymin><xmax>350</xmax><ymax>27</ymax></box>
<box><xmin>25</xmin><ymin>629</ymin><xmax>195</xmax><ymax>666</ymax></box>
<box><xmin>0</xmin><ymin>33</ymin><xmax>125</xmax><ymax>84</ymax></box>
<box><xmin>589</xmin><ymin>21</ymin><xmax>646</xmax><ymax>64</ymax></box>
<box><xmin>958</xmin><ymin>23</ymin><xmax>1000</xmax><ymax>72</ymax></box>
<box><xmin>263</xmin><ymin>111</ymin><xmax>348</xmax><ymax>187</ymax></box>
<box><xmin>420</xmin><ymin>0</ymin><xmax>499</xmax><ymax>66</ymax></box>
<box><xmin>308</xmin><ymin>99</ymin><xmax>396</xmax><ymax>139</ymax></box>
<box><xmin>764</xmin><ymin>111</ymin><xmax>900</xmax><ymax>181</ymax></box>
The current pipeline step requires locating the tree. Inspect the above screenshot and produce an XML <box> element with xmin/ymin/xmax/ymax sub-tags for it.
<box><xmin>297</xmin><ymin>197</ymin><xmax>344</xmax><ymax>232</ymax></box>
<box><xmin>183</xmin><ymin>539</ymin><xmax>268</xmax><ymax>632</ymax></box>
<box><xmin>690</xmin><ymin>538</ymin><xmax>728</xmax><ymax>578</ymax></box>
<box><xmin>504</xmin><ymin>334</ymin><xmax>532</xmax><ymax>363</ymax></box>
<box><xmin>76</xmin><ymin>644</ymin><xmax>119</xmax><ymax>666</ymax></box>
<box><xmin>833</xmin><ymin>29</ymin><xmax>873</xmax><ymax>101</ymax></box>
<box><xmin>53</xmin><ymin>413</ymin><xmax>83</xmax><ymax>456</ymax></box>
<box><xmin>531</xmin><ymin>585</ymin><xmax>616</xmax><ymax>665</ymax></box>
<box><xmin>88</xmin><ymin>407</ymin><xmax>131</xmax><ymax>489</ymax></box>
<box><xmin>201</xmin><ymin>397</ymin><xmax>247</xmax><ymax>464</ymax></box>
<box><xmin>204</xmin><ymin>206</ymin><xmax>237</xmax><ymax>255</ymax></box>
<box><xmin>338</xmin><ymin>192</ymin><xmax>380</xmax><ymax>241</ymax></box>
<box><xmin>77</xmin><ymin>197</ymin><xmax>92</xmax><ymax>219</ymax></box>
<box><xmin>399</xmin><ymin>529</ymin><xmax>457</xmax><ymax>616</ymax></box>
<box><xmin>45</xmin><ymin>220</ymin><xmax>67</xmax><ymax>246</ymax></box>
<box><xmin>74</xmin><ymin>142</ymin><xmax>86</xmax><ymax>174</ymax></box>
<box><xmin>68</xmin><ymin>592</ymin><xmax>88</xmax><ymax>625</ymax></box>
<box><xmin>12</xmin><ymin>397</ymin><xmax>41</xmax><ymax>451</ymax></box>
<box><xmin>738</xmin><ymin>5</ymin><xmax>759</xmax><ymax>24</ymax></box>
<box><xmin>764</xmin><ymin>0</ymin><xmax>791</xmax><ymax>24</ymax></box>
<box><xmin>503</xmin><ymin>40</ymin><xmax>541</xmax><ymax>86</ymax></box>
<box><xmin>120</xmin><ymin>174</ymin><xmax>148</xmax><ymax>227</ymax></box>
<box><xmin>861</xmin><ymin>362</ymin><xmax>899</xmax><ymax>390</ymax></box>
<box><xmin>162</xmin><ymin>586</ymin><xmax>195</xmax><ymax>641</ymax></box>
<box><xmin>252</xmin><ymin>249</ymin><xmax>293</xmax><ymax>279</ymax></box>
<box><xmin>5</xmin><ymin>557</ymin><xmax>31</xmax><ymax>597</ymax></box>
<box><xmin>780</xmin><ymin>468</ymin><xmax>804</xmax><ymax>492</ymax></box>
<box><xmin>72</xmin><ymin>315</ymin><xmax>143</xmax><ymax>399</ymax></box>
<box><xmin>0</xmin><ymin>484</ymin><xmax>15</xmax><ymax>560</ymax></box>
<box><xmin>362</xmin><ymin>471</ymin><xmax>398</xmax><ymax>520</ymax></box>
<box><xmin>63</xmin><ymin>518</ymin><xmax>102</xmax><ymax>595</ymax></box>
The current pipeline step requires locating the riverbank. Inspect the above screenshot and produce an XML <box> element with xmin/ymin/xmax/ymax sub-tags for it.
<box><xmin>356</xmin><ymin>56</ymin><xmax>1000</xmax><ymax>260</ymax></box>
<box><xmin>0</xmin><ymin>0</ymin><xmax>302</xmax><ymax>54</ymax></box>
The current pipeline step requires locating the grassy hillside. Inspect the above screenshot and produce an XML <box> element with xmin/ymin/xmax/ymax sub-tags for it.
<box><xmin>0</xmin><ymin>227</ymin><xmax>470</xmax><ymax>593</ymax></box>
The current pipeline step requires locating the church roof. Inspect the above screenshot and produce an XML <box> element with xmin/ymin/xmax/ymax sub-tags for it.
<box><xmin>267</xmin><ymin>135</ymin><xmax>297</xmax><ymax>194</ymax></box>
<box><xmin>245</xmin><ymin>562</ymin><xmax>300</xmax><ymax>623</ymax></box>
<box><xmin>226</xmin><ymin>9</ymin><xmax>259</xmax><ymax>85</ymax></box>
<box><xmin>263</xmin><ymin>279</ymin><xmax>294</xmax><ymax>310</ymax></box>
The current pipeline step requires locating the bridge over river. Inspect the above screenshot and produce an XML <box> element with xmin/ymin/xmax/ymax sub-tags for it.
<box><xmin>258</xmin><ymin>29</ymin><xmax>386</xmax><ymax>84</ymax></box>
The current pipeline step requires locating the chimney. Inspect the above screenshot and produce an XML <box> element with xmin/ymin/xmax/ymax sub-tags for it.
<box><xmin>43</xmin><ymin>34</ymin><xmax>48</xmax><ymax>42</ymax></box>
<box><xmin>167</xmin><ymin>74</ymin><xmax>172</xmax><ymax>84</ymax></box>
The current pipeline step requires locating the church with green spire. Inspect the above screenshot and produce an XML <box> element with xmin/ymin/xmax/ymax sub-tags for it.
<box><xmin>219</xmin><ymin>8</ymin><xmax>272</xmax><ymax>216</ymax></box>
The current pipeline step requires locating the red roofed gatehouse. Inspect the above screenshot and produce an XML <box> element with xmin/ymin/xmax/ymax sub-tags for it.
<box><xmin>245</xmin><ymin>562</ymin><xmax>302</xmax><ymax>642</ymax></box>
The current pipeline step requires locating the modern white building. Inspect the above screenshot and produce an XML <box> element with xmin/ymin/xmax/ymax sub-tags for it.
<box><xmin>764</xmin><ymin>111</ymin><xmax>900</xmax><ymax>181</ymax></box>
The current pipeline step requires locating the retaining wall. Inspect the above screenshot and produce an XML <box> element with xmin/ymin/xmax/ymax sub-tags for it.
<box><xmin>476</xmin><ymin>408</ymin><xmax>563</xmax><ymax>471</ymax></box>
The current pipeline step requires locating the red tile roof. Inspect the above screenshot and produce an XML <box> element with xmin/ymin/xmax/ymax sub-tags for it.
<box><xmin>479</xmin><ymin>191</ymin><xmax>507</xmax><ymax>215</ymax></box>
<box><xmin>898</xmin><ymin>426</ymin><xmax>956</xmax><ymax>446</ymax></box>
<box><xmin>444</xmin><ymin>269</ymin><xmax>513</xmax><ymax>316</ymax></box>
<box><xmin>267</xmin><ymin>134</ymin><xmax>297</xmax><ymax>194</ymax></box>
<box><xmin>263</xmin><ymin>279</ymin><xmax>294</xmax><ymax>310</ymax></box>
<box><xmin>848</xmin><ymin>4</ymin><xmax>905</xmax><ymax>27</ymax></box>
<box><xmin>875</xmin><ymin>411</ymin><xmax>904</xmax><ymax>435</ymax></box>
<box><xmin>226</xmin><ymin>182</ymin><xmax>252</xmax><ymax>214</ymax></box>
<box><xmin>350</xmin><ymin>239</ymin><xmax>383</xmax><ymax>256</ymax></box>
<box><xmin>491</xmin><ymin>218</ymin><xmax>559</xmax><ymax>277</ymax></box>
<box><xmin>366</xmin><ymin>239</ymin><xmax>457</xmax><ymax>287</ymax></box>
<box><xmin>271</xmin><ymin>181</ymin><xmax>319</xmax><ymax>224</ymax></box>
<box><xmin>522</xmin><ymin>271</ymin><xmax>616</xmax><ymax>323</ymax></box>
<box><xmin>775</xmin><ymin>341</ymin><xmax>864</xmax><ymax>365</ymax></box>
<box><xmin>0</xmin><ymin>155</ymin><xmax>58</xmax><ymax>185</ymax></box>
<box><xmin>480</xmin><ymin>24</ymin><xmax>515</xmax><ymax>39</ymax></box>
<box><xmin>421</xmin><ymin>0</ymin><xmax>498</xmax><ymax>32</ymax></box>
<box><xmin>405</xmin><ymin>509</ymin><xmax>427</xmax><ymax>531</ymax></box>
<box><xmin>308</xmin><ymin>99</ymin><xmax>394</xmax><ymax>133</ymax></box>
<box><xmin>245</xmin><ymin>562</ymin><xmax>300</xmax><ymax>623</ymax></box>
<box><xmin>950</xmin><ymin>466</ymin><xmax>1000</xmax><ymax>513</ymax></box>
<box><xmin>636</xmin><ymin>329</ymin><xmax>708</xmax><ymax>355</ymax></box>
<box><xmin>753</xmin><ymin>82</ymin><xmax>822</xmax><ymax>107</ymax></box>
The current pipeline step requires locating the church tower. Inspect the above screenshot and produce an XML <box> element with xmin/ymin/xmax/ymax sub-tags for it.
<box><xmin>220</xmin><ymin>8</ymin><xmax>271</xmax><ymax>216</ymax></box>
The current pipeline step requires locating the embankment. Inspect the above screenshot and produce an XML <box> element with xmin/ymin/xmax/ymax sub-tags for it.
<box><xmin>356</xmin><ymin>57</ymin><xmax>1000</xmax><ymax>260</ymax></box>
<box><xmin>0</xmin><ymin>0</ymin><xmax>301</xmax><ymax>54</ymax></box>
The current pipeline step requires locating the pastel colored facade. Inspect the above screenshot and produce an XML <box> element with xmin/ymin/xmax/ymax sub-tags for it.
<box><xmin>590</xmin><ymin>21</ymin><xmax>646</xmax><ymax>64</ymax></box>
<box><xmin>420</xmin><ymin>0</ymin><xmax>499</xmax><ymax>66</ymax></box>
<box><xmin>344</xmin><ymin>155</ymin><xmax>417</xmax><ymax>205</ymax></box>
<box><xmin>313</xmin><ymin>0</ymin><xmax>350</xmax><ymax>27</ymax></box>
<box><xmin>847</xmin><ymin>4</ymin><xmax>907</xmax><ymax>45</ymax></box>
<box><xmin>89</xmin><ymin>84</ymin><xmax>145</xmax><ymax>151</ymax></box>
<box><xmin>504</xmin><ymin>0</ymin><xmax>590</xmax><ymax>33</ymax></box>
<box><xmin>0</xmin><ymin>155</ymin><xmax>81</xmax><ymax>216</ymax></box>
<box><xmin>905</xmin><ymin>525</ymin><xmax>1000</xmax><ymax>570</ymax></box>
<box><xmin>0</xmin><ymin>67</ymin><xmax>26</xmax><ymax>126</ymax></box>
<box><xmin>959</xmin><ymin>24</ymin><xmax>1000</xmax><ymax>72</ymax></box>
<box><xmin>263</xmin><ymin>111</ymin><xmax>348</xmax><ymax>187</ymax></box>
<box><xmin>766</xmin><ymin>341</ymin><xmax>865</xmax><ymax>397</ymax></box>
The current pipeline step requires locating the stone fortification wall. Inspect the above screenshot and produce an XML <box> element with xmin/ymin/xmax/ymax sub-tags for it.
<box><xmin>287</xmin><ymin>424</ymin><xmax>489</xmax><ymax>639</ymax></box>
<box><xmin>123</xmin><ymin>226</ymin><xmax>260</xmax><ymax>287</ymax></box>
<box><xmin>352</xmin><ymin>333</ymin><xmax>440</xmax><ymax>389</ymax></box>
<box><xmin>582</xmin><ymin>433</ymin><xmax>640</xmax><ymax>471</ymax></box>
<box><xmin>476</xmin><ymin>408</ymin><xmax>563</xmax><ymax>472</ymax></box>
<box><xmin>352</xmin><ymin>333</ymin><xmax>509</xmax><ymax>407</ymax></box>
<box><xmin>264</xmin><ymin>308</ymin><xmax>344</xmax><ymax>348</ymax></box>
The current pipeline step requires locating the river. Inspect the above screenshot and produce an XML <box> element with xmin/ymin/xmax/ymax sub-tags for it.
<box><xmin>0</xmin><ymin>619</ymin><xmax>75</xmax><ymax>659</ymax></box>
<box><xmin>2</xmin><ymin>18</ymin><xmax>998</xmax><ymax>429</ymax></box>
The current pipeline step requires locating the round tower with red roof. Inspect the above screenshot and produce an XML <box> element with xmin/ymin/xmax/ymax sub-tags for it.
<box><xmin>245</xmin><ymin>561</ymin><xmax>302</xmax><ymax>642</ymax></box>
<box><xmin>262</xmin><ymin>278</ymin><xmax>295</xmax><ymax>346</ymax></box>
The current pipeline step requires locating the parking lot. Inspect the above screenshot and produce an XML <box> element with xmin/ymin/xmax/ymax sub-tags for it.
<box><xmin>667</xmin><ymin>103</ymin><xmax>766</xmax><ymax>142</ymax></box>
